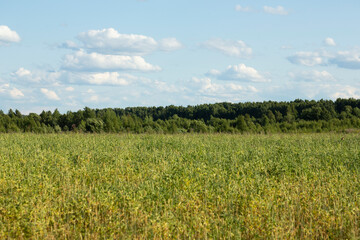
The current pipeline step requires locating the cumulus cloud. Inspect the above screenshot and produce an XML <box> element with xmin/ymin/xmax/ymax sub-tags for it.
<box><xmin>77</xmin><ymin>28</ymin><xmax>157</xmax><ymax>55</ymax></box>
<box><xmin>59</xmin><ymin>40</ymin><xmax>79</xmax><ymax>50</ymax></box>
<box><xmin>9</xmin><ymin>88</ymin><xmax>24</xmax><ymax>98</ymax></box>
<box><xmin>324</xmin><ymin>37</ymin><xmax>336</xmax><ymax>47</ymax></box>
<box><xmin>62</xmin><ymin>50</ymin><xmax>161</xmax><ymax>72</ymax></box>
<box><xmin>65</xmin><ymin>72</ymin><xmax>135</xmax><ymax>86</ymax></box>
<box><xmin>208</xmin><ymin>64</ymin><xmax>269</xmax><ymax>82</ymax></box>
<box><xmin>0</xmin><ymin>25</ymin><xmax>20</xmax><ymax>45</ymax></box>
<box><xmin>89</xmin><ymin>95</ymin><xmax>99</xmax><ymax>102</ymax></box>
<box><xmin>287</xmin><ymin>51</ymin><xmax>325</xmax><ymax>66</ymax></box>
<box><xmin>65</xmin><ymin>86</ymin><xmax>74</xmax><ymax>91</ymax></box>
<box><xmin>40</xmin><ymin>88</ymin><xmax>60</xmax><ymax>101</ymax></box>
<box><xmin>0</xmin><ymin>83</ymin><xmax>24</xmax><ymax>99</ymax></box>
<box><xmin>12</xmin><ymin>67</ymin><xmax>39</xmax><ymax>83</ymax></box>
<box><xmin>289</xmin><ymin>70</ymin><xmax>336</xmax><ymax>82</ymax></box>
<box><xmin>287</xmin><ymin>48</ymin><xmax>360</xmax><ymax>69</ymax></box>
<box><xmin>203</xmin><ymin>39</ymin><xmax>252</xmax><ymax>57</ymax></box>
<box><xmin>0</xmin><ymin>83</ymin><xmax>8</xmax><ymax>93</ymax></box>
<box><xmin>331</xmin><ymin>86</ymin><xmax>360</xmax><ymax>99</ymax></box>
<box><xmin>82</xmin><ymin>72</ymin><xmax>131</xmax><ymax>85</ymax></box>
<box><xmin>11</xmin><ymin>68</ymin><xmax>61</xmax><ymax>84</ymax></box>
<box><xmin>207</xmin><ymin>69</ymin><xmax>221</xmax><ymax>76</ymax></box>
<box><xmin>235</xmin><ymin>5</ymin><xmax>251</xmax><ymax>12</ymax></box>
<box><xmin>76</xmin><ymin>28</ymin><xmax>182</xmax><ymax>55</ymax></box>
<box><xmin>158</xmin><ymin>38</ymin><xmax>183</xmax><ymax>51</ymax></box>
<box><xmin>10</xmin><ymin>66</ymin><xmax>156</xmax><ymax>89</ymax></box>
<box><xmin>190</xmin><ymin>77</ymin><xmax>223</xmax><ymax>94</ymax></box>
<box><xmin>288</xmin><ymin>48</ymin><xmax>360</xmax><ymax>69</ymax></box>
<box><xmin>188</xmin><ymin>77</ymin><xmax>259</xmax><ymax>102</ymax></box>
<box><xmin>149</xmin><ymin>80</ymin><xmax>183</xmax><ymax>93</ymax></box>
<box><xmin>263</xmin><ymin>6</ymin><xmax>289</xmax><ymax>15</ymax></box>
<box><xmin>329</xmin><ymin>49</ymin><xmax>360</xmax><ymax>69</ymax></box>
<box><xmin>14</xmin><ymin>67</ymin><xmax>31</xmax><ymax>78</ymax></box>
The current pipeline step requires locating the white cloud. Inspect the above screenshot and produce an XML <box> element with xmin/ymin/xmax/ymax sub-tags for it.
<box><xmin>89</xmin><ymin>95</ymin><xmax>99</xmax><ymax>102</ymax></box>
<box><xmin>86</xmin><ymin>72</ymin><xmax>130</xmax><ymax>86</ymax></box>
<box><xmin>14</xmin><ymin>67</ymin><xmax>31</xmax><ymax>77</ymax></box>
<box><xmin>329</xmin><ymin>49</ymin><xmax>360</xmax><ymax>69</ymax></box>
<box><xmin>12</xmin><ymin>67</ymin><xmax>40</xmax><ymax>83</ymax></box>
<box><xmin>62</xmin><ymin>50</ymin><xmax>161</xmax><ymax>72</ymax></box>
<box><xmin>66</xmin><ymin>72</ymin><xmax>134</xmax><ymax>86</ymax></box>
<box><xmin>59</xmin><ymin>40</ymin><xmax>78</xmax><ymax>50</ymax></box>
<box><xmin>9</xmin><ymin>88</ymin><xmax>24</xmax><ymax>98</ymax></box>
<box><xmin>248</xmin><ymin>85</ymin><xmax>258</xmax><ymax>93</ymax></box>
<box><xmin>263</xmin><ymin>6</ymin><xmax>289</xmax><ymax>15</ymax></box>
<box><xmin>40</xmin><ymin>88</ymin><xmax>60</xmax><ymax>101</ymax></box>
<box><xmin>331</xmin><ymin>86</ymin><xmax>360</xmax><ymax>99</ymax></box>
<box><xmin>77</xmin><ymin>28</ymin><xmax>157</xmax><ymax>55</ymax></box>
<box><xmin>287</xmin><ymin>51</ymin><xmax>325</xmax><ymax>66</ymax></box>
<box><xmin>191</xmin><ymin>77</ymin><xmax>220</xmax><ymax>94</ymax></box>
<box><xmin>235</xmin><ymin>5</ymin><xmax>251</xmax><ymax>12</ymax></box>
<box><xmin>0</xmin><ymin>83</ymin><xmax>9</xmax><ymax>93</ymax></box>
<box><xmin>324</xmin><ymin>37</ymin><xmax>336</xmax><ymax>47</ymax></box>
<box><xmin>207</xmin><ymin>69</ymin><xmax>221</xmax><ymax>76</ymax></box>
<box><xmin>289</xmin><ymin>70</ymin><xmax>336</xmax><ymax>82</ymax></box>
<box><xmin>191</xmin><ymin>77</ymin><xmax>238</xmax><ymax>94</ymax></box>
<box><xmin>76</xmin><ymin>28</ymin><xmax>182</xmax><ymax>55</ymax></box>
<box><xmin>151</xmin><ymin>80</ymin><xmax>183</xmax><ymax>93</ymax></box>
<box><xmin>159</xmin><ymin>38</ymin><xmax>183</xmax><ymax>51</ymax></box>
<box><xmin>12</xmin><ymin>68</ymin><xmax>61</xmax><ymax>84</ymax></box>
<box><xmin>11</xmin><ymin>67</ymin><xmax>138</xmax><ymax>88</ymax></box>
<box><xmin>208</xmin><ymin>64</ymin><xmax>269</xmax><ymax>82</ymax></box>
<box><xmin>203</xmin><ymin>39</ymin><xmax>252</xmax><ymax>57</ymax></box>
<box><xmin>65</xmin><ymin>86</ymin><xmax>74</xmax><ymax>91</ymax></box>
<box><xmin>287</xmin><ymin>48</ymin><xmax>360</xmax><ymax>69</ymax></box>
<box><xmin>82</xmin><ymin>92</ymin><xmax>101</xmax><ymax>103</ymax></box>
<box><xmin>0</xmin><ymin>25</ymin><xmax>20</xmax><ymax>45</ymax></box>
<box><xmin>0</xmin><ymin>83</ymin><xmax>24</xmax><ymax>99</ymax></box>
<box><xmin>189</xmin><ymin>77</ymin><xmax>259</xmax><ymax>102</ymax></box>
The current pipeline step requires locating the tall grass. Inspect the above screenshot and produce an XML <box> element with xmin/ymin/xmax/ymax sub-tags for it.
<box><xmin>0</xmin><ymin>133</ymin><xmax>359</xmax><ymax>239</ymax></box>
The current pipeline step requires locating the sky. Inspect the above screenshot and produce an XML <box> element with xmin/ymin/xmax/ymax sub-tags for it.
<box><xmin>1</xmin><ymin>0</ymin><xmax>360</xmax><ymax>113</ymax></box>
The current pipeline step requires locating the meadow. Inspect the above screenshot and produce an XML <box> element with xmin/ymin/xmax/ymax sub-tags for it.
<box><xmin>0</xmin><ymin>133</ymin><xmax>359</xmax><ymax>239</ymax></box>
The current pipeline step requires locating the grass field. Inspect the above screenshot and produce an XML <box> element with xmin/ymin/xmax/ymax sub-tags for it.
<box><xmin>0</xmin><ymin>133</ymin><xmax>359</xmax><ymax>239</ymax></box>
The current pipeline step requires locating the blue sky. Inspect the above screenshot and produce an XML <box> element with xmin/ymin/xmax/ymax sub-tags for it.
<box><xmin>1</xmin><ymin>0</ymin><xmax>360</xmax><ymax>113</ymax></box>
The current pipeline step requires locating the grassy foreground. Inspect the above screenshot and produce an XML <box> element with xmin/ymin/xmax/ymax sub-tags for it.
<box><xmin>0</xmin><ymin>133</ymin><xmax>359</xmax><ymax>239</ymax></box>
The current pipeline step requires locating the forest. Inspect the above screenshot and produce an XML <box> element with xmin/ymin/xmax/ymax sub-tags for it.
<box><xmin>2</xmin><ymin>98</ymin><xmax>360</xmax><ymax>134</ymax></box>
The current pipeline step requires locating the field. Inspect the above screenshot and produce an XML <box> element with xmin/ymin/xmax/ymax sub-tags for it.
<box><xmin>0</xmin><ymin>133</ymin><xmax>360</xmax><ymax>239</ymax></box>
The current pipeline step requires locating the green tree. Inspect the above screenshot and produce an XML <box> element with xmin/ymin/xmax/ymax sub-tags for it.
<box><xmin>234</xmin><ymin>115</ymin><xmax>248</xmax><ymax>132</ymax></box>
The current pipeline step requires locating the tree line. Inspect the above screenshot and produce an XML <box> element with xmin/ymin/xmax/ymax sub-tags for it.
<box><xmin>2</xmin><ymin>98</ymin><xmax>360</xmax><ymax>134</ymax></box>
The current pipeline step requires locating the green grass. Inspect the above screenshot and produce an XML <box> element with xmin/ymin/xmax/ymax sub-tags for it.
<box><xmin>0</xmin><ymin>133</ymin><xmax>360</xmax><ymax>239</ymax></box>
